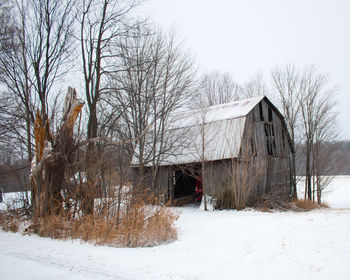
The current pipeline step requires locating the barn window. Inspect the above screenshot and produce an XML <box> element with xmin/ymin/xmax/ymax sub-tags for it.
<box><xmin>264</xmin><ymin>123</ymin><xmax>275</xmax><ymax>137</ymax></box>
<box><xmin>264</xmin><ymin>123</ymin><xmax>269</xmax><ymax>136</ymax></box>
<box><xmin>265</xmin><ymin>123</ymin><xmax>278</xmax><ymax>156</ymax></box>
<box><xmin>272</xmin><ymin>139</ymin><xmax>277</xmax><ymax>151</ymax></box>
<box><xmin>282</xmin><ymin>129</ymin><xmax>286</xmax><ymax>149</ymax></box>
<box><xmin>266</xmin><ymin>140</ymin><xmax>273</xmax><ymax>155</ymax></box>
<box><xmin>268</xmin><ymin>107</ymin><xmax>273</xmax><ymax>122</ymax></box>
<box><xmin>259</xmin><ymin>103</ymin><xmax>264</xmax><ymax>121</ymax></box>
<box><xmin>250</xmin><ymin>138</ymin><xmax>256</xmax><ymax>155</ymax></box>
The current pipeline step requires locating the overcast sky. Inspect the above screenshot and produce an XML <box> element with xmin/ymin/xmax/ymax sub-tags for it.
<box><xmin>139</xmin><ymin>0</ymin><xmax>350</xmax><ymax>139</ymax></box>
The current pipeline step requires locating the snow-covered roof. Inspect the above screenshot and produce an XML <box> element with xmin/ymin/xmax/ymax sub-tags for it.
<box><xmin>169</xmin><ymin>96</ymin><xmax>264</xmax><ymax>129</ymax></box>
<box><xmin>157</xmin><ymin>117</ymin><xmax>247</xmax><ymax>166</ymax></box>
<box><xmin>132</xmin><ymin>96</ymin><xmax>265</xmax><ymax>166</ymax></box>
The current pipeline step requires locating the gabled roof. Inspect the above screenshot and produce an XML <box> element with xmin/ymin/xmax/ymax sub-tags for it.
<box><xmin>169</xmin><ymin>96</ymin><xmax>264</xmax><ymax>129</ymax></box>
<box><xmin>132</xmin><ymin>96</ymin><xmax>267</xmax><ymax>167</ymax></box>
<box><xmin>158</xmin><ymin>116</ymin><xmax>247</xmax><ymax>166</ymax></box>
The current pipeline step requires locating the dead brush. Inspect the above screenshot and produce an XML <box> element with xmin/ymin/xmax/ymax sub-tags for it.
<box><xmin>140</xmin><ymin>207</ymin><xmax>179</xmax><ymax>246</ymax></box>
<box><xmin>116</xmin><ymin>204</ymin><xmax>179</xmax><ymax>247</ymax></box>
<box><xmin>254</xmin><ymin>195</ymin><xmax>330</xmax><ymax>212</ymax></box>
<box><xmin>292</xmin><ymin>199</ymin><xmax>329</xmax><ymax>211</ymax></box>
<box><xmin>32</xmin><ymin>214</ymin><xmax>70</xmax><ymax>239</ymax></box>
<box><xmin>254</xmin><ymin>194</ymin><xmax>301</xmax><ymax>212</ymax></box>
<box><xmin>0</xmin><ymin>211</ymin><xmax>19</xmax><ymax>232</ymax></box>
<box><xmin>28</xmin><ymin>190</ymin><xmax>179</xmax><ymax>247</ymax></box>
<box><xmin>70</xmin><ymin>215</ymin><xmax>117</xmax><ymax>245</ymax></box>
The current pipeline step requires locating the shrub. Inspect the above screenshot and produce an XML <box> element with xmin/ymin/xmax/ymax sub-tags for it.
<box><xmin>253</xmin><ymin>194</ymin><xmax>292</xmax><ymax>212</ymax></box>
<box><xmin>29</xmin><ymin>204</ymin><xmax>179</xmax><ymax>247</ymax></box>
<box><xmin>28</xmin><ymin>189</ymin><xmax>179</xmax><ymax>247</ymax></box>
<box><xmin>215</xmin><ymin>187</ymin><xmax>236</xmax><ymax>210</ymax></box>
<box><xmin>0</xmin><ymin>211</ymin><xmax>19</xmax><ymax>233</ymax></box>
<box><xmin>2</xmin><ymin>185</ymin><xmax>179</xmax><ymax>247</ymax></box>
<box><xmin>292</xmin><ymin>199</ymin><xmax>329</xmax><ymax>210</ymax></box>
<box><xmin>116</xmin><ymin>205</ymin><xmax>179</xmax><ymax>247</ymax></box>
<box><xmin>254</xmin><ymin>196</ymin><xmax>330</xmax><ymax>212</ymax></box>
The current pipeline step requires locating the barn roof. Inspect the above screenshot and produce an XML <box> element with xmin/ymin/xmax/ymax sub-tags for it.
<box><xmin>169</xmin><ymin>96</ymin><xmax>264</xmax><ymax>129</ymax></box>
<box><xmin>160</xmin><ymin>96</ymin><xmax>265</xmax><ymax>165</ymax></box>
<box><xmin>131</xmin><ymin>96</ymin><xmax>266</xmax><ymax>167</ymax></box>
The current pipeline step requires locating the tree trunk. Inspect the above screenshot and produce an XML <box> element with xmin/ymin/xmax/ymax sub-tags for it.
<box><xmin>291</xmin><ymin>150</ymin><xmax>297</xmax><ymax>199</ymax></box>
<box><xmin>202</xmin><ymin>161</ymin><xmax>207</xmax><ymax>211</ymax></box>
<box><xmin>31</xmin><ymin>87</ymin><xmax>84</xmax><ymax>217</ymax></box>
<box><xmin>84</xmin><ymin>106</ymin><xmax>98</xmax><ymax>215</ymax></box>
<box><xmin>316</xmin><ymin>176</ymin><xmax>322</xmax><ymax>204</ymax></box>
<box><xmin>305</xmin><ymin>143</ymin><xmax>312</xmax><ymax>200</ymax></box>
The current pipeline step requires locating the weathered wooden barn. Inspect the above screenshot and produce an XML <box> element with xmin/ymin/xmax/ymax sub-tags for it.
<box><xmin>132</xmin><ymin>96</ymin><xmax>294</xmax><ymax>208</ymax></box>
<box><xmin>0</xmin><ymin>166</ymin><xmax>30</xmax><ymax>193</ymax></box>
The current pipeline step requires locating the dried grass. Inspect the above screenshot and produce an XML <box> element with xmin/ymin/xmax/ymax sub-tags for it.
<box><xmin>27</xmin><ymin>188</ymin><xmax>179</xmax><ymax>247</ymax></box>
<box><xmin>1</xmin><ymin>182</ymin><xmax>179</xmax><ymax>247</ymax></box>
<box><xmin>254</xmin><ymin>195</ymin><xmax>330</xmax><ymax>212</ymax></box>
<box><xmin>0</xmin><ymin>211</ymin><xmax>19</xmax><ymax>233</ymax></box>
<box><xmin>254</xmin><ymin>194</ymin><xmax>293</xmax><ymax>212</ymax></box>
<box><xmin>292</xmin><ymin>199</ymin><xmax>329</xmax><ymax>210</ymax></box>
<box><xmin>29</xmin><ymin>204</ymin><xmax>178</xmax><ymax>247</ymax></box>
<box><xmin>116</xmin><ymin>205</ymin><xmax>179</xmax><ymax>247</ymax></box>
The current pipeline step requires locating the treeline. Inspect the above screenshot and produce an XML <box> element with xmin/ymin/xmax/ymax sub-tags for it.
<box><xmin>338</xmin><ymin>141</ymin><xmax>350</xmax><ymax>174</ymax></box>
<box><xmin>295</xmin><ymin>140</ymin><xmax>350</xmax><ymax>176</ymax></box>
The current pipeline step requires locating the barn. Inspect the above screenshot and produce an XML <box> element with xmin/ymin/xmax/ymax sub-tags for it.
<box><xmin>132</xmin><ymin>96</ymin><xmax>295</xmax><ymax>208</ymax></box>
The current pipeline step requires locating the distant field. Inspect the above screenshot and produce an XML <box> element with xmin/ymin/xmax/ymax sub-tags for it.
<box><xmin>297</xmin><ymin>175</ymin><xmax>350</xmax><ymax>208</ymax></box>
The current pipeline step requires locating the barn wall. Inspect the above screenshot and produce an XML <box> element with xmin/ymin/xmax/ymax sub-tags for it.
<box><xmin>204</xmin><ymin>158</ymin><xmax>269</xmax><ymax>207</ymax></box>
<box><xmin>156</xmin><ymin>166</ymin><xmax>172</xmax><ymax>201</ymax></box>
<box><xmin>248</xmin><ymin>99</ymin><xmax>292</xmax><ymax>199</ymax></box>
<box><xmin>0</xmin><ymin>167</ymin><xmax>30</xmax><ymax>193</ymax></box>
<box><xmin>205</xmin><ymin>160</ymin><xmax>229</xmax><ymax>196</ymax></box>
<box><xmin>131</xmin><ymin>166</ymin><xmax>172</xmax><ymax>203</ymax></box>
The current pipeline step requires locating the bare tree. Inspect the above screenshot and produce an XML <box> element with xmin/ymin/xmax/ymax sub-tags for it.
<box><xmin>298</xmin><ymin>65</ymin><xmax>339</xmax><ymax>202</ymax></box>
<box><xmin>112</xmin><ymin>25</ymin><xmax>195</xmax><ymax>191</ymax></box>
<box><xmin>311</xmin><ymin>91</ymin><xmax>339</xmax><ymax>203</ymax></box>
<box><xmin>239</xmin><ymin>73</ymin><xmax>268</xmax><ymax>98</ymax></box>
<box><xmin>192</xmin><ymin>71</ymin><xmax>239</xmax><ymax>109</ymax></box>
<box><xmin>0</xmin><ymin>0</ymin><xmax>35</xmax><ymax>165</ymax></box>
<box><xmin>198</xmin><ymin>108</ymin><xmax>209</xmax><ymax>211</ymax></box>
<box><xmin>0</xmin><ymin>0</ymin><xmax>14</xmax><ymax>56</ymax></box>
<box><xmin>27</xmin><ymin>0</ymin><xmax>77</xmax><ymax>123</ymax></box>
<box><xmin>271</xmin><ymin>64</ymin><xmax>302</xmax><ymax>198</ymax></box>
<box><xmin>79</xmin><ymin>0</ymin><xmax>140</xmax><ymax>214</ymax></box>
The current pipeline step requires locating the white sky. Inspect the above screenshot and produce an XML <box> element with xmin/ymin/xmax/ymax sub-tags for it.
<box><xmin>139</xmin><ymin>0</ymin><xmax>350</xmax><ymax>139</ymax></box>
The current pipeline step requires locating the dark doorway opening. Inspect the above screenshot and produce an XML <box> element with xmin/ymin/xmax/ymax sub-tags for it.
<box><xmin>174</xmin><ymin>169</ymin><xmax>196</xmax><ymax>199</ymax></box>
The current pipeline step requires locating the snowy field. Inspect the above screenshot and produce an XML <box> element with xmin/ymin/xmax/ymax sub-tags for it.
<box><xmin>1</xmin><ymin>176</ymin><xmax>350</xmax><ymax>280</ymax></box>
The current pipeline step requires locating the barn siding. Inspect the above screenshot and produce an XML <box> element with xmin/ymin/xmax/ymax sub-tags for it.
<box><xmin>249</xmin><ymin>99</ymin><xmax>292</xmax><ymax>198</ymax></box>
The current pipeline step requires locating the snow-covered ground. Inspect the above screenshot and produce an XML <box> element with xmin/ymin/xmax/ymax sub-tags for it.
<box><xmin>1</xmin><ymin>176</ymin><xmax>350</xmax><ymax>280</ymax></box>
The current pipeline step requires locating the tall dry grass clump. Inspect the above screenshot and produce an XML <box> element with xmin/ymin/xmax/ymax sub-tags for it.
<box><xmin>0</xmin><ymin>211</ymin><xmax>19</xmax><ymax>233</ymax></box>
<box><xmin>116</xmin><ymin>205</ymin><xmax>178</xmax><ymax>247</ymax></box>
<box><xmin>29</xmin><ymin>187</ymin><xmax>179</xmax><ymax>247</ymax></box>
<box><xmin>253</xmin><ymin>195</ymin><xmax>330</xmax><ymax>212</ymax></box>
<box><xmin>292</xmin><ymin>199</ymin><xmax>329</xmax><ymax>210</ymax></box>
